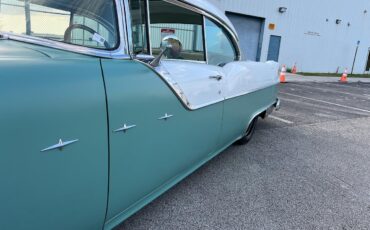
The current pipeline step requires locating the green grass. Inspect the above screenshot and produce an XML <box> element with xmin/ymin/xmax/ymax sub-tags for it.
<box><xmin>297</xmin><ymin>72</ymin><xmax>370</xmax><ymax>78</ymax></box>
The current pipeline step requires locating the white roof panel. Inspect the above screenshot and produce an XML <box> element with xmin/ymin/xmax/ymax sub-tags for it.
<box><xmin>181</xmin><ymin>0</ymin><xmax>238</xmax><ymax>38</ymax></box>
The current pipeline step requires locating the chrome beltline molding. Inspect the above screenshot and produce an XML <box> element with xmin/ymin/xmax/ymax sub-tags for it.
<box><xmin>135</xmin><ymin>60</ymin><xmax>193</xmax><ymax>109</ymax></box>
<box><xmin>0</xmin><ymin>0</ymin><xmax>130</xmax><ymax>59</ymax></box>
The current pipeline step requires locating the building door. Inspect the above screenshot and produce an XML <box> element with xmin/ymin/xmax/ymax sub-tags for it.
<box><xmin>365</xmin><ymin>49</ymin><xmax>370</xmax><ymax>72</ymax></box>
<box><xmin>226</xmin><ymin>12</ymin><xmax>264</xmax><ymax>61</ymax></box>
<box><xmin>267</xmin><ymin>35</ymin><xmax>281</xmax><ymax>62</ymax></box>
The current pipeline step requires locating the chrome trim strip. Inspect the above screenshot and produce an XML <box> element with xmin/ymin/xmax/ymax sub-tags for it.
<box><xmin>203</xmin><ymin>15</ymin><xmax>208</xmax><ymax>64</ymax></box>
<box><xmin>162</xmin><ymin>59</ymin><xmax>206</xmax><ymax>64</ymax></box>
<box><xmin>136</xmin><ymin>54</ymin><xmax>155</xmax><ymax>60</ymax></box>
<box><xmin>146</xmin><ymin>0</ymin><xmax>153</xmax><ymax>56</ymax></box>
<box><xmin>0</xmin><ymin>0</ymin><xmax>130</xmax><ymax>59</ymax></box>
<box><xmin>0</xmin><ymin>34</ymin><xmax>9</xmax><ymax>40</ymax></box>
<box><xmin>190</xmin><ymin>98</ymin><xmax>224</xmax><ymax>110</ymax></box>
<box><xmin>134</xmin><ymin>60</ymin><xmax>192</xmax><ymax>110</ymax></box>
<box><xmin>123</xmin><ymin>0</ymin><xmax>133</xmax><ymax>57</ymax></box>
<box><xmin>41</xmin><ymin>139</ymin><xmax>79</xmax><ymax>152</ymax></box>
<box><xmin>114</xmin><ymin>124</ymin><xmax>137</xmax><ymax>133</ymax></box>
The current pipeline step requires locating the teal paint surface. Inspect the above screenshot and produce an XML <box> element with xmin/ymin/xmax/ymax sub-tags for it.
<box><xmin>101</xmin><ymin>59</ymin><xmax>278</xmax><ymax>227</ymax></box>
<box><xmin>0</xmin><ymin>40</ymin><xmax>278</xmax><ymax>229</ymax></box>
<box><xmin>100</xmin><ymin>60</ymin><xmax>224</xmax><ymax>223</ymax></box>
<box><xmin>220</xmin><ymin>86</ymin><xmax>278</xmax><ymax>147</ymax></box>
<box><xmin>0</xmin><ymin>41</ymin><xmax>108</xmax><ymax>230</ymax></box>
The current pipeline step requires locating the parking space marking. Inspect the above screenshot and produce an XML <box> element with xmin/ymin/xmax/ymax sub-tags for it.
<box><xmin>288</xmin><ymin>83</ymin><xmax>370</xmax><ymax>99</ymax></box>
<box><xmin>269</xmin><ymin>115</ymin><xmax>294</xmax><ymax>124</ymax></box>
<box><xmin>281</xmin><ymin>92</ymin><xmax>370</xmax><ymax>114</ymax></box>
<box><xmin>322</xmin><ymin>82</ymin><xmax>370</xmax><ymax>91</ymax></box>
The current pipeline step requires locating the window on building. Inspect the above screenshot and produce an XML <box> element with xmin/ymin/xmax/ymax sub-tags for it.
<box><xmin>148</xmin><ymin>0</ymin><xmax>205</xmax><ymax>61</ymax></box>
<box><xmin>205</xmin><ymin>18</ymin><xmax>236</xmax><ymax>66</ymax></box>
<box><xmin>0</xmin><ymin>0</ymin><xmax>119</xmax><ymax>50</ymax></box>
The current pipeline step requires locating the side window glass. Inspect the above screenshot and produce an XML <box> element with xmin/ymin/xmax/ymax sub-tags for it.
<box><xmin>71</xmin><ymin>15</ymin><xmax>114</xmax><ymax>49</ymax></box>
<box><xmin>129</xmin><ymin>0</ymin><xmax>150</xmax><ymax>55</ymax></box>
<box><xmin>148</xmin><ymin>0</ymin><xmax>205</xmax><ymax>61</ymax></box>
<box><xmin>205</xmin><ymin>18</ymin><xmax>236</xmax><ymax>66</ymax></box>
<box><xmin>0</xmin><ymin>0</ymin><xmax>119</xmax><ymax>50</ymax></box>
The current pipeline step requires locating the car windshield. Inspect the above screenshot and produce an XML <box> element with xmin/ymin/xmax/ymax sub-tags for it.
<box><xmin>0</xmin><ymin>0</ymin><xmax>119</xmax><ymax>50</ymax></box>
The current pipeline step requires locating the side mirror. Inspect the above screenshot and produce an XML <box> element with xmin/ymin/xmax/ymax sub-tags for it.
<box><xmin>150</xmin><ymin>35</ymin><xmax>182</xmax><ymax>67</ymax></box>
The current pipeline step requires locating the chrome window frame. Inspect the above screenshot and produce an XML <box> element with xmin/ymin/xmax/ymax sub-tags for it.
<box><xmin>164</xmin><ymin>0</ymin><xmax>241</xmax><ymax>61</ymax></box>
<box><xmin>0</xmin><ymin>0</ymin><xmax>130</xmax><ymax>59</ymax></box>
<box><xmin>127</xmin><ymin>0</ymin><xmax>241</xmax><ymax>63</ymax></box>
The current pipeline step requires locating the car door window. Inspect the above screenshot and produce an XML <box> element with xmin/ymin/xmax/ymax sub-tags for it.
<box><xmin>0</xmin><ymin>0</ymin><xmax>118</xmax><ymax>50</ymax></box>
<box><xmin>70</xmin><ymin>14</ymin><xmax>116</xmax><ymax>49</ymax></box>
<box><xmin>205</xmin><ymin>18</ymin><xmax>236</xmax><ymax>66</ymax></box>
<box><xmin>129</xmin><ymin>0</ymin><xmax>150</xmax><ymax>55</ymax></box>
<box><xmin>148</xmin><ymin>0</ymin><xmax>205</xmax><ymax>61</ymax></box>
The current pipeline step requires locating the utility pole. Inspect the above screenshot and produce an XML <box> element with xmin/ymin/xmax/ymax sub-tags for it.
<box><xmin>351</xmin><ymin>40</ymin><xmax>360</xmax><ymax>74</ymax></box>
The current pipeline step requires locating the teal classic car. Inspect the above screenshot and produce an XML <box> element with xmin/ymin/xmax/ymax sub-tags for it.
<box><xmin>0</xmin><ymin>0</ymin><xmax>280</xmax><ymax>229</ymax></box>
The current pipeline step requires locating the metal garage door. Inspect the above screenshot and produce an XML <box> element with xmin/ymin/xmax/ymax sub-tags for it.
<box><xmin>226</xmin><ymin>12</ymin><xmax>264</xmax><ymax>61</ymax></box>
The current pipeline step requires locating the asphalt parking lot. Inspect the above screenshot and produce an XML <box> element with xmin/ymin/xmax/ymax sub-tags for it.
<box><xmin>119</xmin><ymin>81</ymin><xmax>370</xmax><ymax>230</ymax></box>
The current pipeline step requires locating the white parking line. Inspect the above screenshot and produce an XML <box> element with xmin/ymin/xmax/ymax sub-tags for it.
<box><xmin>281</xmin><ymin>92</ymin><xmax>370</xmax><ymax>113</ymax></box>
<box><xmin>288</xmin><ymin>83</ymin><xmax>370</xmax><ymax>99</ymax></box>
<box><xmin>269</xmin><ymin>115</ymin><xmax>294</xmax><ymax>124</ymax></box>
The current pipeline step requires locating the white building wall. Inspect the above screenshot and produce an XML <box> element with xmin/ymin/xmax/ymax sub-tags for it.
<box><xmin>209</xmin><ymin>0</ymin><xmax>370</xmax><ymax>74</ymax></box>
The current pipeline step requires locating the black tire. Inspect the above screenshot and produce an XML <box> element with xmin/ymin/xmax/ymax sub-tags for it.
<box><xmin>235</xmin><ymin>117</ymin><xmax>258</xmax><ymax>145</ymax></box>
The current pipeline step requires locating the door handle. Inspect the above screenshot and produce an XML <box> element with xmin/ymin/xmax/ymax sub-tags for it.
<box><xmin>209</xmin><ymin>75</ymin><xmax>223</xmax><ymax>81</ymax></box>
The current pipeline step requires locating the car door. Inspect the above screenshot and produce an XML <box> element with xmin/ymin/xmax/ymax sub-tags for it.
<box><xmin>203</xmin><ymin>17</ymin><xmax>252</xmax><ymax>146</ymax></box>
<box><xmin>0</xmin><ymin>49</ymin><xmax>108</xmax><ymax>230</ymax></box>
<box><xmin>104</xmin><ymin>0</ymin><xmax>223</xmax><ymax>225</ymax></box>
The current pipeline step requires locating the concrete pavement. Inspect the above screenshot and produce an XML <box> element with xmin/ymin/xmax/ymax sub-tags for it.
<box><xmin>119</xmin><ymin>82</ymin><xmax>370</xmax><ymax>230</ymax></box>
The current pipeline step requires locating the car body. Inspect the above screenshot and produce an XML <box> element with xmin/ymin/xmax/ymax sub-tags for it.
<box><xmin>0</xmin><ymin>0</ymin><xmax>280</xmax><ymax>229</ymax></box>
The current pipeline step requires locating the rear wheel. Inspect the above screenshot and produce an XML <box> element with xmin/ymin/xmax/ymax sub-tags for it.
<box><xmin>235</xmin><ymin>117</ymin><xmax>258</xmax><ymax>145</ymax></box>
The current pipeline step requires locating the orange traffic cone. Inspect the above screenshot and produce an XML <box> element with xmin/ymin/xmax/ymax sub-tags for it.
<box><xmin>280</xmin><ymin>65</ymin><xmax>287</xmax><ymax>83</ymax></box>
<box><xmin>292</xmin><ymin>63</ymin><xmax>297</xmax><ymax>74</ymax></box>
<box><xmin>339</xmin><ymin>68</ymin><xmax>348</xmax><ymax>83</ymax></box>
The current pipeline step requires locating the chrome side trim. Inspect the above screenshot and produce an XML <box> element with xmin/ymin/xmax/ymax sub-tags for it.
<box><xmin>0</xmin><ymin>0</ymin><xmax>130</xmax><ymax>59</ymax></box>
<box><xmin>162</xmin><ymin>59</ymin><xmax>207</xmax><ymax>64</ymax></box>
<box><xmin>0</xmin><ymin>34</ymin><xmax>9</xmax><ymax>40</ymax></box>
<box><xmin>123</xmin><ymin>0</ymin><xmax>133</xmax><ymax>57</ymax></box>
<box><xmin>190</xmin><ymin>98</ymin><xmax>224</xmax><ymax>110</ymax></box>
<box><xmin>114</xmin><ymin>124</ymin><xmax>137</xmax><ymax>133</ymax></box>
<box><xmin>203</xmin><ymin>15</ymin><xmax>209</xmax><ymax>64</ymax></box>
<box><xmin>134</xmin><ymin>59</ymin><xmax>192</xmax><ymax>109</ymax></box>
<box><xmin>146</xmin><ymin>0</ymin><xmax>153</xmax><ymax>56</ymax></box>
<box><xmin>41</xmin><ymin>139</ymin><xmax>79</xmax><ymax>152</ymax></box>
